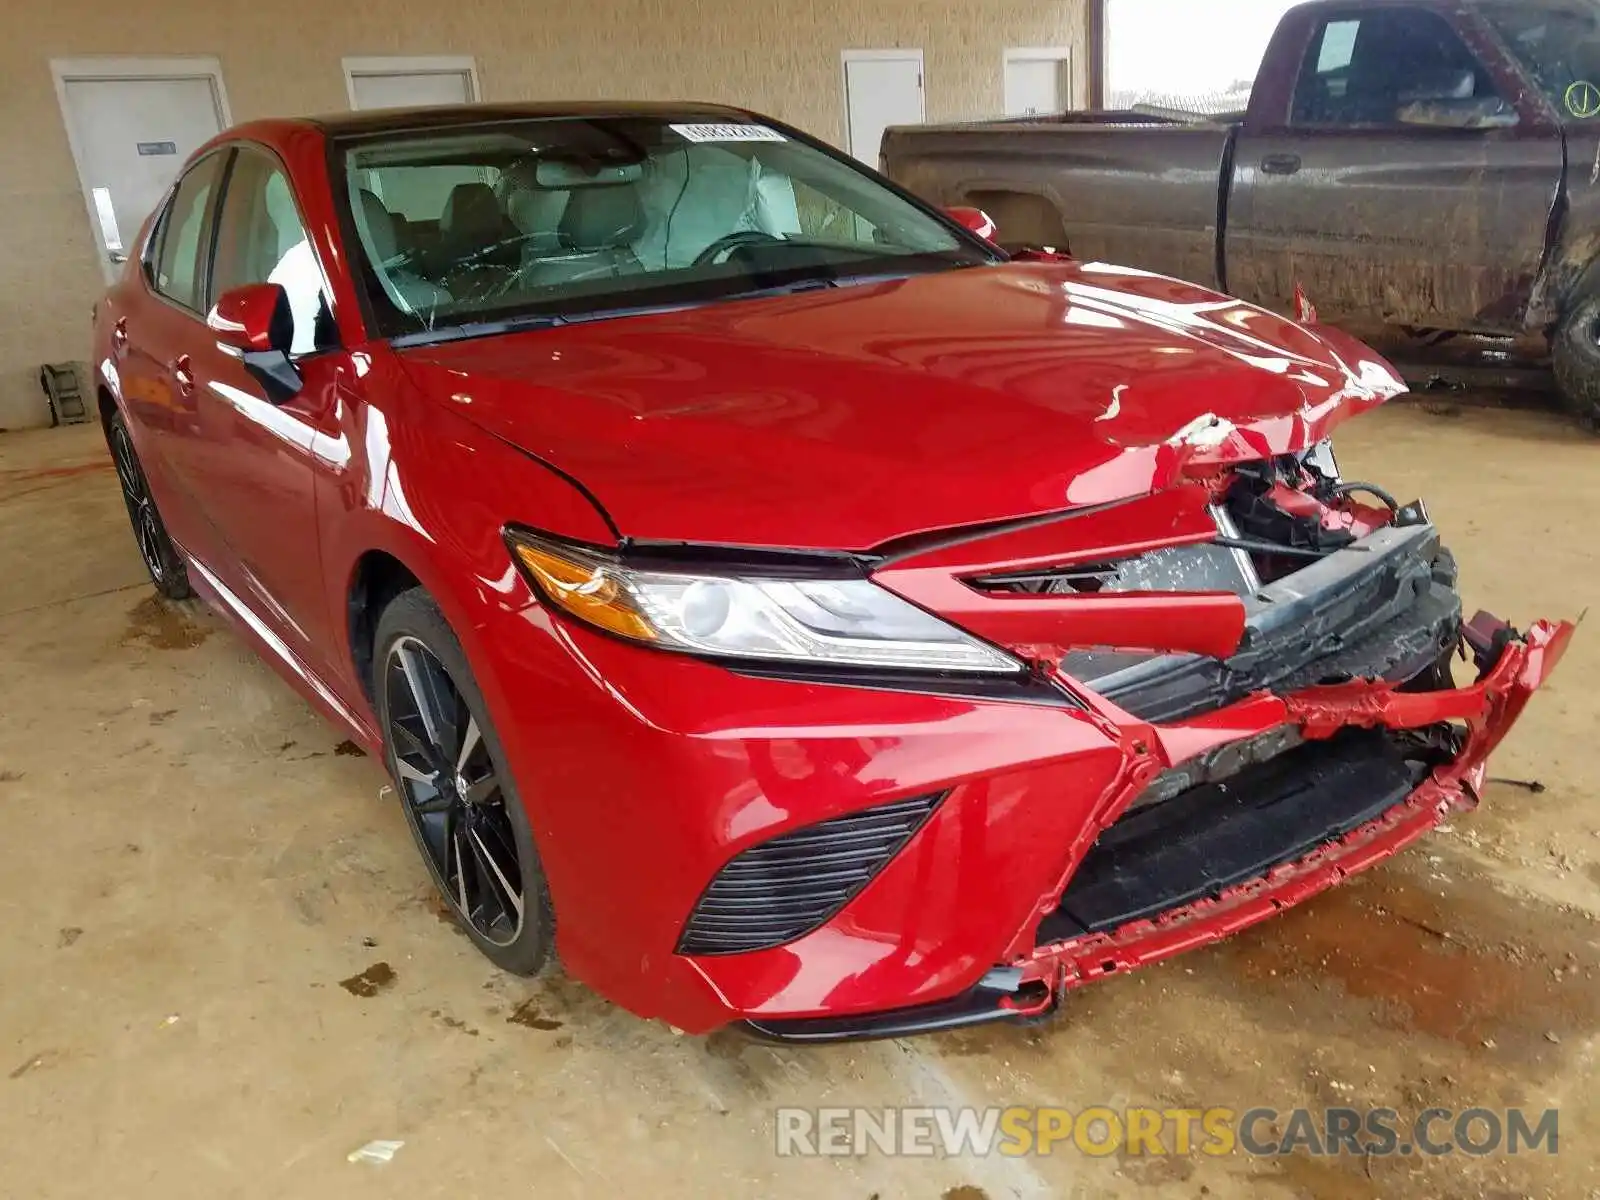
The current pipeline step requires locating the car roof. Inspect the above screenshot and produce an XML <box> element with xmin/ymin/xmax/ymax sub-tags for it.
<box><xmin>297</xmin><ymin>101</ymin><xmax>761</xmax><ymax>139</ymax></box>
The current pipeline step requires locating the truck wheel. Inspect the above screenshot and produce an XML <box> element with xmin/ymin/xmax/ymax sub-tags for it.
<box><xmin>1552</xmin><ymin>292</ymin><xmax>1600</xmax><ymax>431</ymax></box>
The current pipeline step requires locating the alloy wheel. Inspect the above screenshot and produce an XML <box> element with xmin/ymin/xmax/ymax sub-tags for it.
<box><xmin>383</xmin><ymin>636</ymin><xmax>524</xmax><ymax>946</ymax></box>
<box><xmin>111</xmin><ymin>423</ymin><xmax>166</xmax><ymax>585</ymax></box>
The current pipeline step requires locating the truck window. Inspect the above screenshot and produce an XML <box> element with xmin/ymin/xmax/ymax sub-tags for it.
<box><xmin>1316</xmin><ymin>19</ymin><xmax>1361</xmax><ymax>76</ymax></box>
<box><xmin>1291</xmin><ymin>8</ymin><xmax>1502</xmax><ymax>126</ymax></box>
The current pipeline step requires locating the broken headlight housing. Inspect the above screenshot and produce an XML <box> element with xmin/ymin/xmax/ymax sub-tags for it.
<box><xmin>1301</xmin><ymin>438</ymin><xmax>1340</xmax><ymax>481</ymax></box>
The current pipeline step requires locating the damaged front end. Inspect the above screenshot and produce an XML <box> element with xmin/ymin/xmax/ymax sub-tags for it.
<box><xmin>751</xmin><ymin>445</ymin><xmax>1572</xmax><ymax>1043</ymax></box>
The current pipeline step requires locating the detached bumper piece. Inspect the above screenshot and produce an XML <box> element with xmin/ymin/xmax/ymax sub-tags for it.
<box><xmin>1023</xmin><ymin>617</ymin><xmax>1573</xmax><ymax>993</ymax></box>
<box><xmin>1068</xmin><ymin>525</ymin><xmax>1461</xmax><ymax>723</ymax></box>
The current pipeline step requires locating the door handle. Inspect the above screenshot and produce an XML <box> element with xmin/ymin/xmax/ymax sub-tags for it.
<box><xmin>1260</xmin><ymin>153</ymin><xmax>1303</xmax><ymax>176</ymax></box>
<box><xmin>112</xmin><ymin>317</ymin><xmax>129</xmax><ymax>352</ymax></box>
<box><xmin>172</xmin><ymin>355</ymin><xmax>195</xmax><ymax>396</ymax></box>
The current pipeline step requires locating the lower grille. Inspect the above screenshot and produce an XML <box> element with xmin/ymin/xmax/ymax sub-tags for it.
<box><xmin>677</xmin><ymin>795</ymin><xmax>942</xmax><ymax>956</ymax></box>
<box><xmin>1037</xmin><ymin>729</ymin><xmax>1428</xmax><ymax>944</ymax></box>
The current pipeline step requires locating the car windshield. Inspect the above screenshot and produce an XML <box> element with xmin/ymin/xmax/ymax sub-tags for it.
<box><xmin>339</xmin><ymin>115</ymin><xmax>995</xmax><ymax>341</ymax></box>
<box><xmin>1482</xmin><ymin>0</ymin><xmax>1600</xmax><ymax>119</ymax></box>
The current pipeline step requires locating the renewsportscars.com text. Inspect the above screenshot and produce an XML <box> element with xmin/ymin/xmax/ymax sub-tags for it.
<box><xmin>774</xmin><ymin>1106</ymin><xmax>1559</xmax><ymax>1159</ymax></box>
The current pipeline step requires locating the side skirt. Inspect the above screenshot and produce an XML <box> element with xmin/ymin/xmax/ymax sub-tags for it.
<box><xmin>181</xmin><ymin>547</ymin><xmax>382</xmax><ymax>753</ymax></box>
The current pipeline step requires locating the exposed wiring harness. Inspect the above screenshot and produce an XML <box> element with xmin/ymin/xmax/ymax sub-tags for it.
<box><xmin>1323</xmin><ymin>481</ymin><xmax>1401</xmax><ymax>516</ymax></box>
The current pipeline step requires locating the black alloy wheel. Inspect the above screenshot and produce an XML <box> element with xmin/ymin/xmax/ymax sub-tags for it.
<box><xmin>106</xmin><ymin>412</ymin><xmax>192</xmax><ymax>599</ymax></box>
<box><xmin>375</xmin><ymin>590</ymin><xmax>553</xmax><ymax>973</ymax></box>
<box><xmin>385</xmin><ymin>635</ymin><xmax>524</xmax><ymax>945</ymax></box>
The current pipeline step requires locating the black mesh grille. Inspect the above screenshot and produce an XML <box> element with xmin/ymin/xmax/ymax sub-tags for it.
<box><xmin>677</xmin><ymin>795</ymin><xmax>943</xmax><ymax>956</ymax></box>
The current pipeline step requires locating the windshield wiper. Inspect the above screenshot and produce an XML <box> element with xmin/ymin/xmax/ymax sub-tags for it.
<box><xmin>716</xmin><ymin>277</ymin><xmax>845</xmax><ymax>302</ymax></box>
<box><xmin>391</xmin><ymin>273</ymin><xmax>927</xmax><ymax>349</ymax></box>
<box><xmin>390</xmin><ymin>313</ymin><xmax>570</xmax><ymax>348</ymax></box>
<box><xmin>391</xmin><ymin>300</ymin><xmax>713</xmax><ymax>347</ymax></box>
<box><xmin>717</xmin><ymin>272</ymin><xmax>925</xmax><ymax>303</ymax></box>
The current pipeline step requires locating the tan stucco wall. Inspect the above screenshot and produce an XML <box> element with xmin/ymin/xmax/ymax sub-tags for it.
<box><xmin>0</xmin><ymin>0</ymin><xmax>1087</xmax><ymax>430</ymax></box>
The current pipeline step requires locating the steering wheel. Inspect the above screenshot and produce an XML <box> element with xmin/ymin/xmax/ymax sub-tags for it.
<box><xmin>692</xmin><ymin>229</ymin><xmax>783</xmax><ymax>267</ymax></box>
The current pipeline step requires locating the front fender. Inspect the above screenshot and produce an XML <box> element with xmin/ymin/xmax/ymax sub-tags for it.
<box><xmin>320</xmin><ymin>353</ymin><xmax>617</xmax><ymax>726</ymax></box>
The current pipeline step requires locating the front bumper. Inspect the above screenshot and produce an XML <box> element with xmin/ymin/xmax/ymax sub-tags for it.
<box><xmin>744</xmin><ymin>614</ymin><xmax>1571</xmax><ymax>1042</ymax></box>
<box><xmin>481</xmin><ymin>528</ymin><xmax>1569</xmax><ymax>1037</ymax></box>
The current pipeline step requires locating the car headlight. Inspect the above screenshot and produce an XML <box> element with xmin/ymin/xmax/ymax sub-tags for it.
<box><xmin>506</xmin><ymin>530</ymin><xmax>1024</xmax><ymax>675</ymax></box>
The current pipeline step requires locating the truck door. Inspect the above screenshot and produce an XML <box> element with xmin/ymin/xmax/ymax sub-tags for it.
<box><xmin>1226</xmin><ymin>5</ymin><xmax>1562</xmax><ymax>331</ymax></box>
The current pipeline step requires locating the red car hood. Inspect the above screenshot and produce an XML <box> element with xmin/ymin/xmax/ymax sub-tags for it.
<box><xmin>397</xmin><ymin>261</ymin><xmax>1406</xmax><ymax>551</ymax></box>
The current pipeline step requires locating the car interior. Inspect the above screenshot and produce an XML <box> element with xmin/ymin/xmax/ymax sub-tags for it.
<box><xmin>348</xmin><ymin>139</ymin><xmax>834</xmax><ymax>315</ymax></box>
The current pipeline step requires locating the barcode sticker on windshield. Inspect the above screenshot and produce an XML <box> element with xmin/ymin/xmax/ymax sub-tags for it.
<box><xmin>670</xmin><ymin>123</ymin><xmax>787</xmax><ymax>144</ymax></box>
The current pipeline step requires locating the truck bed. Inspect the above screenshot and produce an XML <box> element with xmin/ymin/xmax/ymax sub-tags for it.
<box><xmin>882</xmin><ymin>117</ymin><xmax>1237</xmax><ymax>290</ymax></box>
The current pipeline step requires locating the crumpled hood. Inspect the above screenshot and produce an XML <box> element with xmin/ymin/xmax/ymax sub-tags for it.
<box><xmin>397</xmin><ymin>261</ymin><xmax>1406</xmax><ymax>551</ymax></box>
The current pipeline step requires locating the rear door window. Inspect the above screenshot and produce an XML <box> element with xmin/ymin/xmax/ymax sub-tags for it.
<box><xmin>152</xmin><ymin>151</ymin><xmax>228</xmax><ymax>311</ymax></box>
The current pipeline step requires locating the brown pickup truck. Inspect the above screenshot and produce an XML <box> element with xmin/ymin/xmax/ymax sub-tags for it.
<box><xmin>883</xmin><ymin>0</ymin><xmax>1600</xmax><ymax>425</ymax></box>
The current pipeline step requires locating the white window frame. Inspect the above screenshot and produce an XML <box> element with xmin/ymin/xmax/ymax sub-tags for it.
<box><xmin>50</xmin><ymin>56</ymin><xmax>232</xmax><ymax>285</ymax></box>
<box><xmin>1002</xmin><ymin>46</ymin><xmax>1076</xmax><ymax>115</ymax></box>
<box><xmin>839</xmin><ymin>48</ymin><xmax>927</xmax><ymax>159</ymax></box>
<box><xmin>342</xmin><ymin>55</ymin><xmax>482</xmax><ymax>109</ymax></box>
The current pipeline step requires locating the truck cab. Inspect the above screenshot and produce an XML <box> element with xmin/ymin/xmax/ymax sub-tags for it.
<box><xmin>883</xmin><ymin>0</ymin><xmax>1600</xmax><ymax>426</ymax></box>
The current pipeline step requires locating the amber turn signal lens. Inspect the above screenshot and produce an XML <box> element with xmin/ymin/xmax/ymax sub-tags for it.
<box><xmin>510</xmin><ymin>541</ymin><xmax>659</xmax><ymax>642</ymax></box>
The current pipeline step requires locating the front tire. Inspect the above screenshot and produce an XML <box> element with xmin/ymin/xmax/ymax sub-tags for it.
<box><xmin>105</xmin><ymin>410</ymin><xmax>192</xmax><ymax>599</ymax></box>
<box><xmin>1552</xmin><ymin>292</ymin><xmax>1600</xmax><ymax>431</ymax></box>
<box><xmin>374</xmin><ymin>588</ymin><xmax>554</xmax><ymax>975</ymax></box>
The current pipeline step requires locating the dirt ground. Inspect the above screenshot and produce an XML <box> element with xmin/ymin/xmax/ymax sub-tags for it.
<box><xmin>0</xmin><ymin>402</ymin><xmax>1595</xmax><ymax>1199</ymax></box>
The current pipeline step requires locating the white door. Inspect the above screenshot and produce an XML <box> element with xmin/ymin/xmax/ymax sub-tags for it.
<box><xmin>53</xmin><ymin>66</ymin><xmax>227</xmax><ymax>283</ymax></box>
<box><xmin>843</xmin><ymin>52</ymin><xmax>925</xmax><ymax>166</ymax></box>
<box><xmin>346</xmin><ymin>58</ymin><xmax>477</xmax><ymax>110</ymax></box>
<box><xmin>1004</xmin><ymin>50</ymin><xmax>1073</xmax><ymax>117</ymax></box>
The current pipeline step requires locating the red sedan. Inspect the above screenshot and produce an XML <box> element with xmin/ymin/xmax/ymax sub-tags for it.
<box><xmin>92</xmin><ymin>103</ymin><xmax>1571</xmax><ymax>1040</ymax></box>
